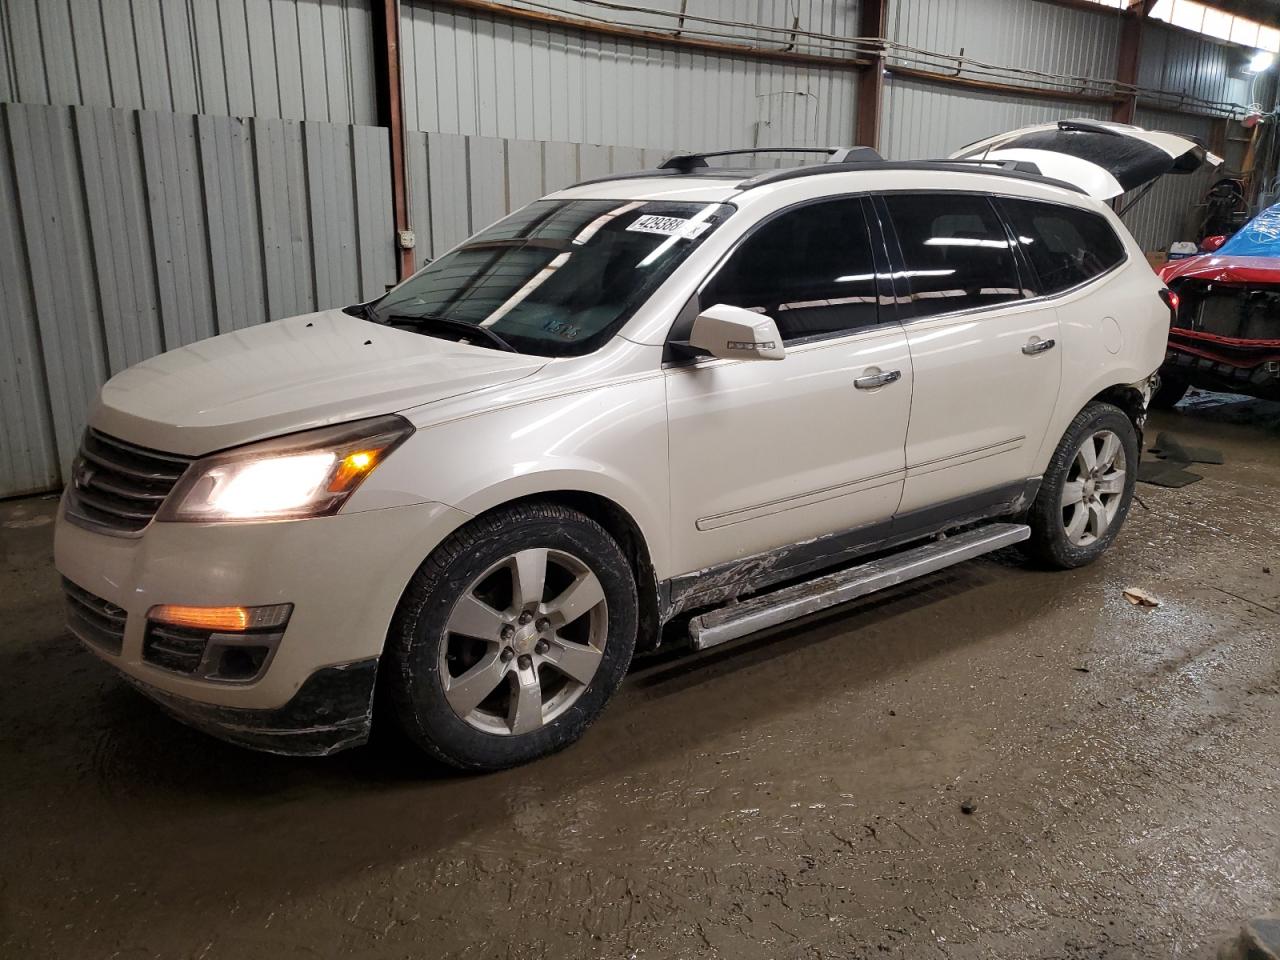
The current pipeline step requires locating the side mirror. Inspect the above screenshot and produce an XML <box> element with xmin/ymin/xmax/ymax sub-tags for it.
<box><xmin>1200</xmin><ymin>234</ymin><xmax>1227</xmax><ymax>252</ymax></box>
<box><xmin>681</xmin><ymin>304</ymin><xmax>785</xmax><ymax>361</ymax></box>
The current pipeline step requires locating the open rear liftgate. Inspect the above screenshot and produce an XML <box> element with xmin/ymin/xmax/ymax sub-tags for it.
<box><xmin>687</xmin><ymin>523</ymin><xmax>1031</xmax><ymax>650</ymax></box>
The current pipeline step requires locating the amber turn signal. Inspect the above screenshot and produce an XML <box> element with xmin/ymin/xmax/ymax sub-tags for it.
<box><xmin>327</xmin><ymin>448</ymin><xmax>384</xmax><ymax>493</ymax></box>
<box><xmin>148</xmin><ymin>603</ymin><xmax>293</xmax><ymax>632</ymax></box>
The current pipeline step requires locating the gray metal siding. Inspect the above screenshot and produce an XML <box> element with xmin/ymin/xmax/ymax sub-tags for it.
<box><xmin>1120</xmin><ymin>107</ymin><xmax>1217</xmax><ymax>251</ymax></box>
<box><xmin>400</xmin><ymin>1</ymin><xmax>858</xmax><ymax>150</ymax></box>
<box><xmin>0</xmin><ymin>108</ymin><xmax>60</xmax><ymax>496</ymax></box>
<box><xmin>880</xmin><ymin>75</ymin><xmax>1111</xmax><ymax>160</ymax></box>
<box><xmin>1139</xmin><ymin>22</ymin><xmax>1253</xmax><ymax>115</ymax></box>
<box><xmin>0</xmin><ymin>101</ymin><xmax>396</xmax><ymax>496</ymax></box>
<box><xmin>490</xmin><ymin>0</ymin><xmax>860</xmax><ymax>45</ymax></box>
<box><xmin>888</xmin><ymin>0</ymin><xmax>1119</xmax><ymax>86</ymax></box>
<box><xmin>404</xmin><ymin>130</ymin><xmax>677</xmax><ymax>260</ymax></box>
<box><xmin>0</xmin><ymin>0</ymin><xmax>378</xmax><ymax>123</ymax></box>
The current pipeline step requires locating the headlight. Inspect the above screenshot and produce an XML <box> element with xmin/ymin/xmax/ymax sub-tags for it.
<box><xmin>158</xmin><ymin>415</ymin><xmax>413</xmax><ymax>522</ymax></box>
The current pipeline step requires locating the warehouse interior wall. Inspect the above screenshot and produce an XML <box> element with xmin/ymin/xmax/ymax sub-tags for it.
<box><xmin>0</xmin><ymin>0</ymin><xmax>1274</xmax><ymax>497</ymax></box>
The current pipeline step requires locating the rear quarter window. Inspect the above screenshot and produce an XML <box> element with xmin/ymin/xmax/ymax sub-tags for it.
<box><xmin>999</xmin><ymin>198</ymin><xmax>1127</xmax><ymax>296</ymax></box>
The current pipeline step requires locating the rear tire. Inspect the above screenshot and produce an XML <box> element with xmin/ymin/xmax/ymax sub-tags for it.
<box><xmin>1023</xmin><ymin>402</ymin><xmax>1139</xmax><ymax>570</ymax></box>
<box><xmin>384</xmin><ymin>502</ymin><xmax>638</xmax><ymax>771</ymax></box>
<box><xmin>1151</xmin><ymin>371</ymin><xmax>1190</xmax><ymax>409</ymax></box>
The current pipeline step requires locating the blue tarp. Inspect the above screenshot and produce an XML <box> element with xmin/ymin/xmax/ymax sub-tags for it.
<box><xmin>1219</xmin><ymin>204</ymin><xmax>1280</xmax><ymax>257</ymax></box>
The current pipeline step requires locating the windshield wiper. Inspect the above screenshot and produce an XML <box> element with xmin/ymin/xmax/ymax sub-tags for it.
<box><xmin>343</xmin><ymin>300</ymin><xmax>376</xmax><ymax>320</ymax></box>
<box><xmin>382</xmin><ymin>313</ymin><xmax>518</xmax><ymax>353</ymax></box>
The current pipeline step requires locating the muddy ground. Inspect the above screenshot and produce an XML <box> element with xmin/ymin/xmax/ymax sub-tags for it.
<box><xmin>1</xmin><ymin>394</ymin><xmax>1277</xmax><ymax>960</ymax></box>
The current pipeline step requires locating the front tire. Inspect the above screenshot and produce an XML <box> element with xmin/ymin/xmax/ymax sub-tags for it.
<box><xmin>1023</xmin><ymin>402</ymin><xmax>1139</xmax><ymax>570</ymax></box>
<box><xmin>385</xmin><ymin>502</ymin><xmax>638</xmax><ymax>770</ymax></box>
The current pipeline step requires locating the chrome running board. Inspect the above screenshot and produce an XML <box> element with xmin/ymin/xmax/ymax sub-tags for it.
<box><xmin>687</xmin><ymin>522</ymin><xmax>1030</xmax><ymax>651</ymax></box>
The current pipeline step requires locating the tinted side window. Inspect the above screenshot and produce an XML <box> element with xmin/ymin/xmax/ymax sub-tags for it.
<box><xmin>882</xmin><ymin>194</ymin><xmax>1024</xmax><ymax>319</ymax></box>
<box><xmin>701</xmin><ymin>198</ymin><xmax>879</xmax><ymax>343</ymax></box>
<box><xmin>1000</xmin><ymin>198</ymin><xmax>1127</xmax><ymax>295</ymax></box>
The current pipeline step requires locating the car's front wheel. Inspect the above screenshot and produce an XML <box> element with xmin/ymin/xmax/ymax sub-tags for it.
<box><xmin>1023</xmin><ymin>402</ymin><xmax>1139</xmax><ymax>569</ymax></box>
<box><xmin>384</xmin><ymin>502</ymin><xmax>638</xmax><ymax>770</ymax></box>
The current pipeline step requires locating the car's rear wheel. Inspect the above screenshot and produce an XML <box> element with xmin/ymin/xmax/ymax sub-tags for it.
<box><xmin>1023</xmin><ymin>402</ymin><xmax>1138</xmax><ymax>569</ymax></box>
<box><xmin>384</xmin><ymin>502</ymin><xmax>637</xmax><ymax>770</ymax></box>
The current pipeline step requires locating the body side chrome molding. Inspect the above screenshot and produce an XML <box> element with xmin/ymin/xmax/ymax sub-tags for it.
<box><xmin>695</xmin><ymin>468</ymin><xmax>905</xmax><ymax>530</ymax></box>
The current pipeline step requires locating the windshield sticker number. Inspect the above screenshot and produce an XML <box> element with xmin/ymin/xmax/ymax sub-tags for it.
<box><xmin>542</xmin><ymin>319</ymin><xmax>581</xmax><ymax>340</ymax></box>
<box><xmin>626</xmin><ymin>215</ymin><xmax>711</xmax><ymax>240</ymax></box>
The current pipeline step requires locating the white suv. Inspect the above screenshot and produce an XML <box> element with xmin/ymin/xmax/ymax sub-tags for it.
<box><xmin>55</xmin><ymin>120</ymin><xmax>1207</xmax><ymax>769</ymax></box>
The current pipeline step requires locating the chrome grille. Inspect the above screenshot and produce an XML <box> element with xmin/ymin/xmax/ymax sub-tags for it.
<box><xmin>63</xmin><ymin>578</ymin><xmax>127</xmax><ymax>655</ymax></box>
<box><xmin>65</xmin><ymin>429</ymin><xmax>192</xmax><ymax>536</ymax></box>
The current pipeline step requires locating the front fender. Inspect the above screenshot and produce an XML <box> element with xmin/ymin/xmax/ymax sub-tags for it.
<box><xmin>356</xmin><ymin>375</ymin><xmax>672</xmax><ymax>577</ymax></box>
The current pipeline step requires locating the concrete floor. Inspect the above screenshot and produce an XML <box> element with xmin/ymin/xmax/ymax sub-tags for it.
<box><xmin>2</xmin><ymin>395</ymin><xmax>1278</xmax><ymax>960</ymax></box>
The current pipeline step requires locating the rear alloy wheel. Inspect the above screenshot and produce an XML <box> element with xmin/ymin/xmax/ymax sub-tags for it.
<box><xmin>1059</xmin><ymin>430</ymin><xmax>1127</xmax><ymax>548</ymax></box>
<box><xmin>385</xmin><ymin>503</ymin><xmax>637</xmax><ymax>770</ymax></box>
<box><xmin>1023</xmin><ymin>402</ymin><xmax>1138</xmax><ymax>569</ymax></box>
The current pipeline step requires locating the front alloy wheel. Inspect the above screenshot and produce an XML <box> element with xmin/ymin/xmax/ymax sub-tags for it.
<box><xmin>385</xmin><ymin>502</ymin><xmax>638</xmax><ymax>770</ymax></box>
<box><xmin>1060</xmin><ymin>430</ymin><xmax>1127</xmax><ymax>547</ymax></box>
<box><xmin>441</xmin><ymin>548</ymin><xmax>608</xmax><ymax>736</ymax></box>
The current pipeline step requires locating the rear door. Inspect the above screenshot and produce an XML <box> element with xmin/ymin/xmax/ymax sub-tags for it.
<box><xmin>877</xmin><ymin>192</ymin><xmax>1061</xmax><ymax>515</ymax></box>
<box><xmin>949</xmin><ymin>119</ymin><xmax>1219</xmax><ymax>200</ymax></box>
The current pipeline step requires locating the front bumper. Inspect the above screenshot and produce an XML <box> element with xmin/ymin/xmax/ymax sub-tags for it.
<box><xmin>54</xmin><ymin>496</ymin><xmax>470</xmax><ymax>746</ymax></box>
<box><xmin>127</xmin><ymin>658</ymin><xmax>381</xmax><ymax>756</ymax></box>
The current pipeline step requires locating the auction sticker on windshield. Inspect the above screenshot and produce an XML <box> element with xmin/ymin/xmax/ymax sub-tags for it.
<box><xmin>626</xmin><ymin>215</ymin><xmax>711</xmax><ymax>239</ymax></box>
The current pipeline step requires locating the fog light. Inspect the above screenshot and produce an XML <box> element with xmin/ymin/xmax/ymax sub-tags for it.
<box><xmin>148</xmin><ymin>603</ymin><xmax>293</xmax><ymax>632</ymax></box>
<box><xmin>211</xmin><ymin>644</ymin><xmax>271</xmax><ymax>681</ymax></box>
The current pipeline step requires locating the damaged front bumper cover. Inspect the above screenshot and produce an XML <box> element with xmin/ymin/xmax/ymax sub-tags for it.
<box><xmin>123</xmin><ymin>658</ymin><xmax>380</xmax><ymax>757</ymax></box>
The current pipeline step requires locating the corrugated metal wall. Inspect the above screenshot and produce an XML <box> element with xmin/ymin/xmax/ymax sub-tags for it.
<box><xmin>2</xmin><ymin>0</ymin><xmax>1276</xmax><ymax>498</ymax></box>
<box><xmin>1120</xmin><ymin>107</ymin><xmax>1217</xmax><ymax>250</ymax></box>
<box><xmin>888</xmin><ymin>0</ymin><xmax>1119</xmax><ymax>85</ymax></box>
<box><xmin>399</xmin><ymin>1</ymin><xmax>859</xmax><ymax>149</ymax></box>
<box><xmin>492</xmin><ymin>0</ymin><xmax>860</xmax><ymax>44</ymax></box>
<box><xmin>405</xmin><ymin>132</ymin><xmax>670</xmax><ymax>258</ymax></box>
<box><xmin>0</xmin><ymin>101</ymin><xmax>396</xmax><ymax>496</ymax></box>
<box><xmin>880</xmin><ymin>76</ymin><xmax>1111</xmax><ymax>160</ymax></box>
<box><xmin>1139</xmin><ymin>21</ymin><xmax>1255</xmax><ymax>114</ymax></box>
<box><xmin>0</xmin><ymin>0</ymin><xmax>378</xmax><ymax>123</ymax></box>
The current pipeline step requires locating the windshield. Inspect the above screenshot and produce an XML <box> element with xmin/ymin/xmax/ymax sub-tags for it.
<box><xmin>370</xmin><ymin>198</ymin><xmax>735</xmax><ymax>356</ymax></box>
<box><xmin>1218</xmin><ymin>204</ymin><xmax>1280</xmax><ymax>258</ymax></box>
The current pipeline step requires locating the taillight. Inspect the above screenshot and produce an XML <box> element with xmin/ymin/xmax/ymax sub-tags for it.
<box><xmin>1159</xmin><ymin>288</ymin><xmax>1179</xmax><ymax>322</ymax></box>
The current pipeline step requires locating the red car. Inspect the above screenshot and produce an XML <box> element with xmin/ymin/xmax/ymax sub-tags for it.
<box><xmin>1156</xmin><ymin>203</ymin><xmax>1280</xmax><ymax>406</ymax></box>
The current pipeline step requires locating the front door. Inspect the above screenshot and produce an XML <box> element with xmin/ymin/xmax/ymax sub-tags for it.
<box><xmin>876</xmin><ymin>193</ymin><xmax>1062</xmax><ymax>515</ymax></box>
<box><xmin>665</xmin><ymin>196</ymin><xmax>913</xmax><ymax>577</ymax></box>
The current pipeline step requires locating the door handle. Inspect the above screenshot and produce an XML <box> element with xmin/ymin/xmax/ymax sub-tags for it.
<box><xmin>1022</xmin><ymin>337</ymin><xmax>1056</xmax><ymax>355</ymax></box>
<box><xmin>854</xmin><ymin>369</ymin><xmax>902</xmax><ymax>389</ymax></box>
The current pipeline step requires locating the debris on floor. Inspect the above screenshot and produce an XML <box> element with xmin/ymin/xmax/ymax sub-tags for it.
<box><xmin>1150</xmin><ymin>432</ymin><xmax>1226</xmax><ymax>465</ymax></box>
<box><xmin>960</xmin><ymin>798</ymin><xmax>978</xmax><ymax>815</ymax></box>
<box><xmin>1139</xmin><ymin>431</ymin><xmax>1228</xmax><ymax>488</ymax></box>
<box><xmin>1137</xmin><ymin>459</ymin><xmax>1203</xmax><ymax>487</ymax></box>
<box><xmin>1234</xmin><ymin>915</ymin><xmax>1280</xmax><ymax>960</ymax></box>
<box><xmin>1123</xmin><ymin>587</ymin><xmax>1161</xmax><ymax>608</ymax></box>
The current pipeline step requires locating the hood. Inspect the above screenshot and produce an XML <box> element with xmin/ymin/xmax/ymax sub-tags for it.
<box><xmin>93</xmin><ymin>310</ymin><xmax>547</xmax><ymax>456</ymax></box>
<box><xmin>950</xmin><ymin>118</ymin><xmax>1220</xmax><ymax>200</ymax></box>
<box><xmin>1160</xmin><ymin>254</ymin><xmax>1280</xmax><ymax>286</ymax></box>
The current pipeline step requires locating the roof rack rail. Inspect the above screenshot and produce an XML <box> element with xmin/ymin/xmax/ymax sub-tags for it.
<box><xmin>658</xmin><ymin>145</ymin><xmax>882</xmax><ymax>174</ymax></box>
<box><xmin>940</xmin><ymin>158</ymin><xmax>1045</xmax><ymax>177</ymax></box>
<box><xmin>738</xmin><ymin>158</ymin><xmax>1083</xmax><ymax>193</ymax></box>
